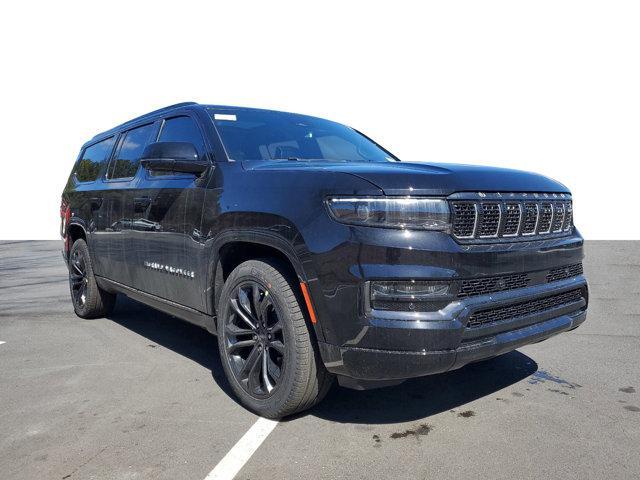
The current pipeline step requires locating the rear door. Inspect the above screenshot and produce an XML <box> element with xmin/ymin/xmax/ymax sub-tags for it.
<box><xmin>127</xmin><ymin>113</ymin><xmax>209</xmax><ymax>310</ymax></box>
<box><xmin>99</xmin><ymin>122</ymin><xmax>158</xmax><ymax>285</ymax></box>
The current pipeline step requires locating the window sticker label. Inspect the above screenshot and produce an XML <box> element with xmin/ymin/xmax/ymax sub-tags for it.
<box><xmin>214</xmin><ymin>113</ymin><xmax>237</xmax><ymax>121</ymax></box>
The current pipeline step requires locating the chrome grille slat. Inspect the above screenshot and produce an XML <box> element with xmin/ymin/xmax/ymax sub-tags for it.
<box><xmin>451</xmin><ymin>202</ymin><xmax>477</xmax><ymax>238</ymax></box>
<box><xmin>552</xmin><ymin>202</ymin><xmax>565</xmax><ymax>232</ymax></box>
<box><xmin>522</xmin><ymin>202</ymin><xmax>539</xmax><ymax>236</ymax></box>
<box><xmin>478</xmin><ymin>203</ymin><xmax>501</xmax><ymax>237</ymax></box>
<box><xmin>563</xmin><ymin>202</ymin><xmax>573</xmax><ymax>231</ymax></box>
<box><xmin>450</xmin><ymin>195</ymin><xmax>572</xmax><ymax>242</ymax></box>
<box><xmin>502</xmin><ymin>203</ymin><xmax>521</xmax><ymax>237</ymax></box>
<box><xmin>537</xmin><ymin>202</ymin><xmax>553</xmax><ymax>234</ymax></box>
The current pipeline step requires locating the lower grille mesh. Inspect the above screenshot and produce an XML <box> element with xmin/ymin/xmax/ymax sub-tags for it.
<box><xmin>467</xmin><ymin>289</ymin><xmax>584</xmax><ymax>328</ymax></box>
<box><xmin>458</xmin><ymin>263</ymin><xmax>583</xmax><ymax>298</ymax></box>
<box><xmin>459</xmin><ymin>273</ymin><xmax>530</xmax><ymax>297</ymax></box>
<box><xmin>546</xmin><ymin>263</ymin><xmax>584</xmax><ymax>282</ymax></box>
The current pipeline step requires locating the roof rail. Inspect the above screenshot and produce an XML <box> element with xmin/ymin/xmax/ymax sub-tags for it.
<box><xmin>92</xmin><ymin>102</ymin><xmax>198</xmax><ymax>140</ymax></box>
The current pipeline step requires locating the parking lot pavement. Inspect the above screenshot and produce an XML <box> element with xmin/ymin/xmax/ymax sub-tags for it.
<box><xmin>0</xmin><ymin>241</ymin><xmax>638</xmax><ymax>480</ymax></box>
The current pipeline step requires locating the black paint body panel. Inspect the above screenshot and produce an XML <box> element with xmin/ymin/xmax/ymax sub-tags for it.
<box><xmin>61</xmin><ymin>102</ymin><xmax>588</xmax><ymax>385</ymax></box>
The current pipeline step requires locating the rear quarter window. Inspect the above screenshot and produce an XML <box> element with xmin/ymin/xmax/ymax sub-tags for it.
<box><xmin>75</xmin><ymin>137</ymin><xmax>116</xmax><ymax>182</ymax></box>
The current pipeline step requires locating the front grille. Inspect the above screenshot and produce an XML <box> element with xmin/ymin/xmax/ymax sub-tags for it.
<box><xmin>450</xmin><ymin>194</ymin><xmax>572</xmax><ymax>242</ymax></box>
<box><xmin>546</xmin><ymin>263</ymin><xmax>584</xmax><ymax>282</ymax></box>
<box><xmin>459</xmin><ymin>273</ymin><xmax>530</xmax><ymax>297</ymax></box>
<box><xmin>467</xmin><ymin>288</ymin><xmax>584</xmax><ymax>328</ymax></box>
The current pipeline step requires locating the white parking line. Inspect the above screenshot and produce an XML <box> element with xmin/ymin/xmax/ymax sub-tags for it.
<box><xmin>0</xmin><ymin>341</ymin><xmax>5</xmax><ymax>345</ymax></box>
<box><xmin>204</xmin><ymin>417</ymin><xmax>278</xmax><ymax>480</ymax></box>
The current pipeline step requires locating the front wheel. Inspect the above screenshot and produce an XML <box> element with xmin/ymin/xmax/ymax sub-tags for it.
<box><xmin>217</xmin><ymin>259</ymin><xmax>332</xmax><ymax>418</ymax></box>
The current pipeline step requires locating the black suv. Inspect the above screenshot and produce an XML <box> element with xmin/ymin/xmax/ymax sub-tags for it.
<box><xmin>61</xmin><ymin>102</ymin><xmax>588</xmax><ymax>417</ymax></box>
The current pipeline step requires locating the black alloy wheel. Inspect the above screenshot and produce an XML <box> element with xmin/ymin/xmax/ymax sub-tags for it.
<box><xmin>224</xmin><ymin>281</ymin><xmax>286</xmax><ymax>397</ymax></box>
<box><xmin>69</xmin><ymin>246</ymin><xmax>89</xmax><ymax>309</ymax></box>
<box><xmin>67</xmin><ymin>239</ymin><xmax>116</xmax><ymax>319</ymax></box>
<box><xmin>217</xmin><ymin>259</ymin><xmax>333</xmax><ymax>418</ymax></box>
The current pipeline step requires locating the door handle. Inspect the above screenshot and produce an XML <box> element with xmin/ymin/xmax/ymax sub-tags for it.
<box><xmin>134</xmin><ymin>196</ymin><xmax>151</xmax><ymax>212</ymax></box>
<box><xmin>90</xmin><ymin>197</ymin><xmax>103</xmax><ymax>210</ymax></box>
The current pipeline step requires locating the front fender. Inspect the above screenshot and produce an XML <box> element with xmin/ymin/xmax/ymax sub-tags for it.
<box><xmin>202</xmin><ymin>211</ymin><xmax>319</xmax><ymax>329</ymax></box>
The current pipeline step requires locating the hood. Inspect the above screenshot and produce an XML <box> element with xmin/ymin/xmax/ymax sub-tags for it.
<box><xmin>242</xmin><ymin>160</ymin><xmax>570</xmax><ymax>196</ymax></box>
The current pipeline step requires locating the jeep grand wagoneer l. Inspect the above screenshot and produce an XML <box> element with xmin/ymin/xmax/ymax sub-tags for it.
<box><xmin>61</xmin><ymin>102</ymin><xmax>588</xmax><ymax>417</ymax></box>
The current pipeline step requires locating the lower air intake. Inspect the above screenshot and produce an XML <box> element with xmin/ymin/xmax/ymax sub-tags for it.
<box><xmin>467</xmin><ymin>288</ymin><xmax>584</xmax><ymax>328</ymax></box>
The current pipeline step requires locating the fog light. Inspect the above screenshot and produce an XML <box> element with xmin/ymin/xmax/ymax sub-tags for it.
<box><xmin>368</xmin><ymin>280</ymin><xmax>454</xmax><ymax>313</ymax></box>
<box><xmin>371</xmin><ymin>281</ymin><xmax>452</xmax><ymax>301</ymax></box>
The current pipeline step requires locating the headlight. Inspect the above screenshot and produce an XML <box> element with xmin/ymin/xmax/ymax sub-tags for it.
<box><xmin>326</xmin><ymin>197</ymin><xmax>450</xmax><ymax>230</ymax></box>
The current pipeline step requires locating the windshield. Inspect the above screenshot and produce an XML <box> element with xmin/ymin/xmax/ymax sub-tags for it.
<box><xmin>207</xmin><ymin>108</ymin><xmax>398</xmax><ymax>162</ymax></box>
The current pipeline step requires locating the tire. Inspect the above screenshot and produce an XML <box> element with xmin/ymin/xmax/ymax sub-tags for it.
<box><xmin>68</xmin><ymin>239</ymin><xmax>116</xmax><ymax>319</ymax></box>
<box><xmin>217</xmin><ymin>259</ymin><xmax>333</xmax><ymax>418</ymax></box>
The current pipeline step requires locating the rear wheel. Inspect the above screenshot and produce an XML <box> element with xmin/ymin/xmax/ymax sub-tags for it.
<box><xmin>68</xmin><ymin>239</ymin><xmax>116</xmax><ymax>318</ymax></box>
<box><xmin>217</xmin><ymin>259</ymin><xmax>332</xmax><ymax>418</ymax></box>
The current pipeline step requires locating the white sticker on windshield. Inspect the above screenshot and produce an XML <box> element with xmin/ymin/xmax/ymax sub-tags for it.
<box><xmin>214</xmin><ymin>113</ymin><xmax>237</xmax><ymax>121</ymax></box>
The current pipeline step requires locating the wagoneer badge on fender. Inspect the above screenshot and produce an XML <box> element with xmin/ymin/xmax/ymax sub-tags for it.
<box><xmin>144</xmin><ymin>261</ymin><xmax>195</xmax><ymax>279</ymax></box>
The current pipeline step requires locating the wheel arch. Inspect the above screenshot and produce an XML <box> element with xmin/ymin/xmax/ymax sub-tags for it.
<box><xmin>208</xmin><ymin>231</ymin><xmax>306</xmax><ymax>310</ymax></box>
<box><xmin>67</xmin><ymin>222</ymin><xmax>87</xmax><ymax>243</ymax></box>
<box><xmin>64</xmin><ymin>220</ymin><xmax>89</xmax><ymax>259</ymax></box>
<box><xmin>206</xmin><ymin>231</ymin><xmax>323</xmax><ymax>341</ymax></box>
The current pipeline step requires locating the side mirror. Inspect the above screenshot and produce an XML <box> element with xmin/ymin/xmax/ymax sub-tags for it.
<box><xmin>140</xmin><ymin>142</ymin><xmax>209</xmax><ymax>176</ymax></box>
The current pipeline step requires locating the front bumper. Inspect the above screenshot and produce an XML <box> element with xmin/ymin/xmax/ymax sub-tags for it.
<box><xmin>318</xmin><ymin>275</ymin><xmax>588</xmax><ymax>381</ymax></box>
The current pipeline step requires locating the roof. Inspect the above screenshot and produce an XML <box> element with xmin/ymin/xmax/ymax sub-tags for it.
<box><xmin>87</xmin><ymin>102</ymin><xmax>330</xmax><ymax>145</ymax></box>
<box><xmin>90</xmin><ymin>102</ymin><xmax>199</xmax><ymax>141</ymax></box>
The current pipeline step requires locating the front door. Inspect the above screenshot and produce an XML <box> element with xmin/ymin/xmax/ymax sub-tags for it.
<box><xmin>126</xmin><ymin>114</ymin><xmax>209</xmax><ymax>310</ymax></box>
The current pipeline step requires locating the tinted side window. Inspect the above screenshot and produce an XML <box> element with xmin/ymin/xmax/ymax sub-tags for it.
<box><xmin>110</xmin><ymin>123</ymin><xmax>155</xmax><ymax>179</ymax></box>
<box><xmin>158</xmin><ymin>116</ymin><xmax>205</xmax><ymax>157</ymax></box>
<box><xmin>75</xmin><ymin>137</ymin><xmax>115</xmax><ymax>182</ymax></box>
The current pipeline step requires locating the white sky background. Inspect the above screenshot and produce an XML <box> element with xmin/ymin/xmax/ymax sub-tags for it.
<box><xmin>0</xmin><ymin>1</ymin><xmax>638</xmax><ymax>240</ymax></box>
